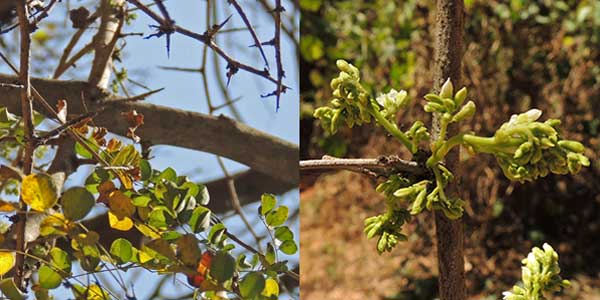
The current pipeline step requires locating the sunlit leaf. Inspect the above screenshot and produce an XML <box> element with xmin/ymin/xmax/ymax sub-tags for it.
<box><xmin>0</xmin><ymin>252</ymin><xmax>15</xmax><ymax>276</ymax></box>
<box><xmin>262</xmin><ymin>278</ymin><xmax>280</xmax><ymax>298</ymax></box>
<box><xmin>21</xmin><ymin>173</ymin><xmax>60</xmax><ymax>211</ymax></box>
<box><xmin>134</xmin><ymin>223</ymin><xmax>161</xmax><ymax>239</ymax></box>
<box><xmin>261</xmin><ymin>193</ymin><xmax>277</xmax><ymax>215</ymax></box>
<box><xmin>108</xmin><ymin>211</ymin><xmax>133</xmax><ymax>231</ymax></box>
<box><xmin>38</xmin><ymin>266</ymin><xmax>62</xmax><ymax>289</ymax></box>
<box><xmin>265</xmin><ymin>206</ymin><xmax>288</xmax><ymax>227</ymax></box>
<box><xmin>39</xmin><ymin>213</ymin><xmax>68</xmax><ymax>237</ymax></box>
<box><xmin>61</xmin><ymin>187</ymin><xmax>95</xmax><ymax>220</ymax></box>
<box><xmin>110</xmin><ymin>238</ymin><xmax>133</xmax><ymax>264</ymax></box>
<box><xmin>0</xmin><ymin>200</ymin><xmax>17</xmax><ymax>213</ymax></box>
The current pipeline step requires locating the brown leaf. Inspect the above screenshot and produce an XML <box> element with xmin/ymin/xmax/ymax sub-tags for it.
<box><xmin>56</xmin><ymin>99</ymin><xmax>67</xmax><ymax>123</ymax></box>
<box><xmin>108</xmin><ymin>190</ymin><xmax>135</xmax><ymax>219</ymax></box>
<box><xmin>69</xmin><ymin>6</ymin><xmax>90</xmax><ymax>29</ymax></box>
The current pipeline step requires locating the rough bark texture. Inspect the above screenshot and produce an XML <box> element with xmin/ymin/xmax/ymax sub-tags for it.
<box><xmin>432</xmin><ymin>1</ymin><xmax>466</xmax><ymax>300</ymax></box>
<box><xmin>0</xmin><ymin>75</ymin><xmax>299</xmax><ymax>185</ymax></box>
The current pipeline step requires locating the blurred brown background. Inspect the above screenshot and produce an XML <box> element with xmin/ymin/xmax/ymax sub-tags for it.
<box><xmin>299</xmin><ymin>1</ymin><xmax>600</xmax><ymax>299</ymax></box>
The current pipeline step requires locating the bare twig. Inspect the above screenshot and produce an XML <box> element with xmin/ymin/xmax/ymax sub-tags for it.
<box><xmin>300</xmin><ymin>155</ymin><xmax>425</xmax><ymax>177</ymax></box>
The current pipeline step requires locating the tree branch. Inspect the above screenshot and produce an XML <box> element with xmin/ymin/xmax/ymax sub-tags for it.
<box><xmin>14</xmin><ymin>0</ymin><xmax>33</xmax><ymax>289</ymax></box>
<box><xmin>88</xmin><ymin>0</ymin><xmax>125</xmax><ymax>88</ymax></box>
<box><xmin>0</xmin><ymin>75</ymin><xmax>299</xmax><ymax>185</ymax></box>
<box><xmin>300</xmin><ymin>155</ymin><xmax>424</xmax><ymax>177</ymax></box>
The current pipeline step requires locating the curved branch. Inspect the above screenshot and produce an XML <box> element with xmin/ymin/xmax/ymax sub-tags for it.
<box><xmin>0</xmin><ymin>74</ymin><xmax>299</xmax><ymax>185</ymax></box>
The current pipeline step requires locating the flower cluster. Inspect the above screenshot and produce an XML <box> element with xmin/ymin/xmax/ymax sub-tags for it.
<box><xmin>313</xmin><ymin>60</ymin><xmax>372</xmax><ymax>134</ymax></box>
<box><xmin>462</xmin><ymin>109</ymin><xmax>590</xmax><ymax>182</ymax></box>
<box><xmin>314</xmin><ymin>60</ymin><xmax>428</xmax><ymax>152</ymax></box>
<box><xmin>363</xmin><ymin>208</ymin><xmax>411</xmax><ymax>253</ymax></box>
<box><xmin>503</xmin><ymin>243</ymin><xmax>570</xmax><ymax>300</ymax></box>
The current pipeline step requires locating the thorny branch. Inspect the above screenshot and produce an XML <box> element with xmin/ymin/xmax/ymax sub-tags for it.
<box><xmin>125</xmin><ymin>0</ymin><xmax>289</xmax><ymax>98</ymax></box>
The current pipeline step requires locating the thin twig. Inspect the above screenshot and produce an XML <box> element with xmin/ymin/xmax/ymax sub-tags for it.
<box><xmin>228</xmin><ymin>0</ymin><xmax>269</xmax><ymax>67</ymax></box>
<box><xmin>125</xmin><ymin>0</ymin><xmax>288</xmax><ymax>91</ymax></box>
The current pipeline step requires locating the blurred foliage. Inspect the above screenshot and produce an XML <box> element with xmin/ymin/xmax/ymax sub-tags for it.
<box><xmin>301</xmin><ymin>0</ymin><xmax>600</xmax><ymax>297</ymax></box>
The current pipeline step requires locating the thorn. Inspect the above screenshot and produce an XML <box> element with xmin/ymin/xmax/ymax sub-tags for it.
<box><xmin>109</xmin><ymin>88</ymin><xmax>165</xmax><ymax>102</ymax></box>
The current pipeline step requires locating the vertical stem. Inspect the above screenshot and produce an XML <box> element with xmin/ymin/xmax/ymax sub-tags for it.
<box><xmin>432</xmin><ymin>1</ymin><xmax>466</xmax><ymax>300</ymax></box>
<box><xmin>15</xmin><ymin>0</ymin><xmax>34</xmax><ymax>290</ymax></box>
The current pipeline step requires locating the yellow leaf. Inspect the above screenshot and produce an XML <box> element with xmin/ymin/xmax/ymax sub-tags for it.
<box><xmin>262</xmin><ymin>278</ymin><xmax>279</xmax><ymax>297</ymax></box>
<box><xmin>40</xmin><ymin>213</ymin><xmax>69</xmax><ymax>236</ymax></box>
<box><xmin>108</xmin><ymin>211</ymin><xmax>133</xmax><ymax>231</ymax></box>
<box><xmin>0</xmin><ymin>200</ymin><xmax>17</xmax><ymax>213</ymax></box>
<box><xmin>86</xmin><ymin>284</ymin><xmax>109</xmax><ymax>300</ymax></box>
<box><xmin>0</xmin><ymin>252</ymin><xmax>15</xmax><ymax>276</ymax></box>
<box><xmin>138</xmin><ymin>249</ymin><xmax>153</xmax><ymax>264</ymax></box>
<box><xmin>21</xmin><ymin>174</ymin><xmax>59</xmax><ymax>211</ymax></box>
<box><xmin>134</xmin><ymin>223</ymin><xmax>161</xmax><ymax>239</ymax></box>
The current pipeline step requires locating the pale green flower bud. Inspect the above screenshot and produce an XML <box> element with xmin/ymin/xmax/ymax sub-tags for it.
<box><xmin>454</xmin><ymin>87</ymin><xmax>467</xmax><ymax>106</ymax></box>
<box><xmin>439</xmin><ymin>78</ymin><xmax>454</xmax><ymax>99</ymax></box>
<box><xmin>558</xmin><ymin>140</ymin><xmax>585</xmax><ymax>153</ymax></box>
<box><xmin>451</xmin><ymin>101</ymin><xmax>476</xmax><ymax>123</ymax></box>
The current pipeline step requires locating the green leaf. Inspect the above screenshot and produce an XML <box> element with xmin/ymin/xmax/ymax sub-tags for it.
<box><xmin>237</xmin><ymin>254</ymin><xmax>252</xmax><ymax>269</ymax></box>
<box><xmin>274</xmin><ymin>227</ymin><xmax>294</xmax><ymax>242</ymax></box>
<box><xmin>265</xmin><ymin>206</ymin><xmax>288</xmax><ymax>227</ymax></box>
<box><xmin>157</xmin><ymin>167</ymin><xmax>177</xmax><ymax>182</ymax></box>
<box><xmin>110</xmin><ymin>238</ymin><xmax>133</xmax><ymax>263</ymax></box>
<box><xmin>38</xmin><ymin>265</ymin><xmax>62</xmax><ymax>289</ymax></box>
<box><xmin>265</xmin><ymin>243</ymin><xmax>276</xmax><ymax>265</ymax></box>
<box><xmin>0</xmin><ymin>278</ymin><xmax>25</xmax><ymax>300</ymax></box>
<box><xmin>132</xmin><ymin>195</ymin><xmax>152</xmax><ymax>207</ymax></box>
<box><xmin>161</xmin><ymin>231</ymin><xmax>182</xmax><ymax>241</ymax></box>
<box><xmin>0</xmin><ymin>107</ymin><xmax>18</xmax><ymax>129</ymax></box>
<box><xmin>148</xmin><ymin>207</ymin><xmax>169</xmax><ymax>229</ymax></box>
<box><xmin>196</xmin><ymin>184</ymin><xmax>210</xmax><ymax>205</ymax></box>
<box><xmin>260</xmin><ymin>194</ymin><xmax>277</xmax><ymax>215</ymax></box>
<box><xmin>239</xmin><ymin>272</ymin><xmax>266</xmax><ymax>299</ymax></box>
<box><xmin>188</xmin><ymin>206</ymin><xmax>211</xmax><ymax>233</ymax></box>
<box><xmin>61</xmin><ymin>187</ymin><xmax>95</xmax><ymax>221</ymax></box>
<box><xmin>209</xmin><ymin>251</ymin><xmax>236</xmax><ymax>283</ymax></box>
<box><xmin>208</xmin><ymin>223</ymin><xmax>226</xmax><ymax>245</ymax></box>
<box><xmin>140</xmin><ymin>159</ymin><xmax>152</xmax><ymax>181</ymax></box>
<box><xmin>279</xmin><ymin>240</ymin><xmax>298</xmax><ymax>255</ymax></box>
<box><xmin>74</xmin><ymin>141</ymin><xmax>94</xmax><ymax>159</ymax></box>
